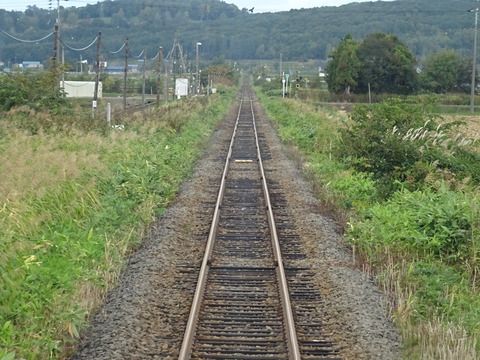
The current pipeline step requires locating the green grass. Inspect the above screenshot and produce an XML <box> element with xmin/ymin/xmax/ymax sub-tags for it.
<box><xmin>256</xmin><ymin>91</ymin><xmax>377</xmax><ymax>212</ymax></box>
<box><xmin>0</xmin><ymin>89</ymin><xmax>235</xmax><ymax>359</ymax></box>
<box><xmin>256</xmin><ymin>88</ymin><xmax>480</xmax><ymax>359</ymax></box>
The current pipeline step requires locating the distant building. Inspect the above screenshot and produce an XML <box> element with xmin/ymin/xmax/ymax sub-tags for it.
<box><xmin>104</xmin><ymin>65</ymin><xmax>123</xmax><ymax>74</ymax></box>
<box><xmin>22</xmin><ymin>61</ymin><xmax>44</xmax><ymax>70</ymax></box>
<box><xmin>318</xmin><ymin>66</ymin><xmax>325</xmax><ymax>79</ymax></box>
<box><xmin>128</xmin><ymin>64</ymin><xmax>139</xmax><ymax>73</ymax></box>
<box><xmin>61</xmin><ymin>81</ymin><xmax>102</xmax><ymax>98</ymax></box>
<box><xmin>104</xmin><ymin>64</ymin><xmax>139</xmax><ymax>74</ymax></box>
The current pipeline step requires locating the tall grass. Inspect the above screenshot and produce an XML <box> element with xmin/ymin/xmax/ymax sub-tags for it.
<box><xmin>0</xmin><ymin>89</ymin><xmax>235</xmax><ymax>359</ymax></box>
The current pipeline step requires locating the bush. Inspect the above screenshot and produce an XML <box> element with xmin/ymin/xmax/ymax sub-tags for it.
<box><xmin>337</xmin><ymin>100</ymin><xmax>438</xmax><ymax>190</ymax></box>
<box><xmin>0</xmin><ymin>71</ymin><xmax>68</xmax><ymax>112</ymax></box>
<box><xmin>337</xmin><ymin>99</ymin><xmax>480</xmax><ymax>195</ymax></box>
<box><xmin>350</xmin><ymin>186</ymin><xmax>479</xmax><ymax>263</ymax></box>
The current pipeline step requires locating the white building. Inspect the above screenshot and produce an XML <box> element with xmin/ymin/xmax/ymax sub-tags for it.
<box><xmin>61</xmin><ymin>81</ymin><xmax>102</xmax><ymax>98</ymax></box>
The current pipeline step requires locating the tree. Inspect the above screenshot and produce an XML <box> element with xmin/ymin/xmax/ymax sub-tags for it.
<box><xmin>420</xmin><ymin>50</ymin><xmax>472</xmax><ymax>93</ymax></box>
<box><xmin>356</xmin><ymin>33</ymin><xmax>418</xmax><ymax>94</ymax></box>
<box><xmin>325</xmin><ymin>34</ymin><xmax>360</xmax><ymax>95</ymax></box>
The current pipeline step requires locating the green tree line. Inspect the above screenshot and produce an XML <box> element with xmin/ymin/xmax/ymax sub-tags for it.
<box><xmin>0</xmin><ymin>0</ymin><xmax>478</xmax><ymax>64</ymax></box>
<box><xmin>326</xmin><ymin>33</ymin><xmax>475</xmax><ymax>95</ymax></box>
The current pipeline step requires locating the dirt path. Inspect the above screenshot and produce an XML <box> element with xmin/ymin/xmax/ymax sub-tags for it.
<box><xmin>72</xmin><ymin>95</ymin><xmax>401</xmax><ymax>359</ymax></box>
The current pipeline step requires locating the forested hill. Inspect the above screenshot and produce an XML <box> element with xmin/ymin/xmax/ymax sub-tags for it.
<box><xmin>0</xmin><ymin>0</ymin><xmax>476</xmax><ymax>63</ymax></box>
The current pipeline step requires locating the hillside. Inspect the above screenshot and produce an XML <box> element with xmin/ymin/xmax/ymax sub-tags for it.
<box><xmin>0</xmin><ymin>0</ymin><xmax>476</xmax><ymax>64</ymax></box>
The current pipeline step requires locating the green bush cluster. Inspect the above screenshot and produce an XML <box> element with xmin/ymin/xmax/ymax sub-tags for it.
<box><xmin>337</xmin><ymin>100</ymin><xmax>480</xmax><ymax>196</ymax></box>
<box><xmin>351</xmin><ymin>187</ymin><xmax>478</xmax><ymax>262</ymax></box>
<box><xmin>337</xmin><ymin>101</ymin><xmax>434</xmax><ymax>187</ymax></box>
<box><xmin>0</xmin><ymin>71</ymin><xmax>68</xmax><ymax>112</ymax></box>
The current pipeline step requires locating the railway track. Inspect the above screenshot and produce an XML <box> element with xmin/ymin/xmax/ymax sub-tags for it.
<box><xmin>178</xmin><ymin>87</ymin><xmax>341</xmax><ymax>360</ymax></box>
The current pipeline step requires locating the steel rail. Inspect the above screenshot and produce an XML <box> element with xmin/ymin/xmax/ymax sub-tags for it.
<box><xmin>178</xmin><ymin>98</ymin><xmax>243</xmax><ymax>360</ymax></box>
<box><xmin>249</xmin><ymin>97</ymin><xmax>302</xmax><ymax>359</ymax></box>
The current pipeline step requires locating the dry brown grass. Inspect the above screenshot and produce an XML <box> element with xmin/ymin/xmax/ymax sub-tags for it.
<box><xmin>0</xmin><ymin>129</ymin><xmax>105</xmax><ymax>203</ymax></box>
<box><xmin>355</xmin><ymin>250</ymin><xmax>479</xmax><ymax>360</ymax></box>
<box><xmin>443</xmin><ymin>114</ymin><xmax>480</xmax><ymax>143</ymax></box>
<box><xmin>412</xmin><ymin>321</ymin><xmax>478</xmax><ymax>360</ymax></box>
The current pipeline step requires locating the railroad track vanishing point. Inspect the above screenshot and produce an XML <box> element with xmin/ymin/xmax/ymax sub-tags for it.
<box><xmin>178</xmin><ymin>87</ymin><xmax>341</xmax><ymax>360</ymax></box>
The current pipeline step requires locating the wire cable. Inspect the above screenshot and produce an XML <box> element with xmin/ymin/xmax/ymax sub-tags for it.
<box><xmin>151</xmin><ymin>50</ymin><xmax>161</xmax><ymax>61</ymax></box>
<box><xmin>0</xmin><ymin>30</ymin><xmax>54</xmax><ymax>43</ymax></box>
<box><xmin>109</xmin><ymin>42</ymin><xmax>126</xmax><ymax>54</ymax></box>
<box><xmin>134</xmin><ymin>49</ymin><xmax>144</xmax><ymax>58</ymax></box>
<box><xmin>61</xmin><ymin>35</ymin><xmax>98</xmax><ymax>52</ymax></box>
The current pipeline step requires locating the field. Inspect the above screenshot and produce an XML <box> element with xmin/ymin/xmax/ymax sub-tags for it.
<box><xmin>451</xmin><ymin>115</ymin><xmax>480</xmax><ymax>139</ymax></box>
<box><xmin>0</xmin><ymin>89</ymin><xmax>235</xmax><ymax>359</ymax></box>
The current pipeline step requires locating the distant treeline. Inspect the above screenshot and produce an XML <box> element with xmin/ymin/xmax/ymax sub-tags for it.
<box><xmin>0</xmin><ymin>0</ymin><xmax>477</xmax><ymax>64</ymax></box>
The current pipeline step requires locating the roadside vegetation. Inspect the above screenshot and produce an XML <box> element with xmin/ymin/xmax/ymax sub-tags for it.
<box><xmin>256</xmin><ymin>85</ymin><xmax>480</xmax><ymax>359</ymax></box>
<box><xmin>0</xmin><ymin>71</ymin><xmax>236</xmax><ymax>359</ymax></box>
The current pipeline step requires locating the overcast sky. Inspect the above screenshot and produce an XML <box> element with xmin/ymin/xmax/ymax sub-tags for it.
<box><xmin>0</xmin><ymin>0</ymin><xmax>381</xmax><ymax>13</ymax></box>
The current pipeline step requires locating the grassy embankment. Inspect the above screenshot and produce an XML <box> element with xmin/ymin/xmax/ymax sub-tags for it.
<box><xmin>256</xmin><ymin>89</ymin><xmax>479</xmax><ymax>359</ymax></box>
<box><xmin>0</xmin><ymin>89</ymin><xmax>235</xmax><ymax>359</ymax></box>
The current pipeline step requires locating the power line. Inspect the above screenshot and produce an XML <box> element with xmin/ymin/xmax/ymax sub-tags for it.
<box><xmin>61</xmin><ymin>35</ymin><xmax>98</xmax><ymax>52</ymax></box>
<box><xmin>151</xmin><ymin>50</ymin><xmax>160</xmax><ymax>61</ymax></box>
<box><xmin>0</xmin><ymin>29</ymin><xmax>54</xmax><ymax>43</ymax></box>
<box><xmin>134</xmin><ymin>49</ymin><xmax>144</xmax><ymax>58</ymax></box>
<box><xmin>109</xmin><ymin>42</ymin><xmax>126</xmax><ymax>54</ymax></box>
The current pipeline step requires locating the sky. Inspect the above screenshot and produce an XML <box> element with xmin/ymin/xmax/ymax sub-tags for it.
<box><xmin>0</xmin><ymin>0</ymin><xmax>380</xmax><ymax>13</ymax></box>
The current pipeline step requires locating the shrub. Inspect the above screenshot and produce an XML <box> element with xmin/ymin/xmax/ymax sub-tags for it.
<box><xmin>338</xmin><ymin>100</ymin><xmax>480</xmax><ymax>195</ymax></box>
<box><xmin>0</xmin><ymin>71</ymin><xmax>68</xmax><ymax>112</ymax></box>
<box><xmin>349</xmin><ymin>186</ymin><xmax>479</xmax><ymax>263</ymax></box>
<box><xmin>337</xmin><ymin>100</ymin><xmax>438</xmax><ymax>190</ymax></box>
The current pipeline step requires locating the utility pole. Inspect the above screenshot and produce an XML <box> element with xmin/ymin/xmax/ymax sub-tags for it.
<box><xmin>189</xmin><ymin>61</ymin><xmax>193</xmax><ymax>96</ymax></box>
<box><xmin>55</xmin><ymin>0</ymin><xmax>67</xmax><ymax>87</ymax></box>
<box><xmin>196</xmin><ymin>42</ymin><xmax>202</xmax><ymax>94</ymax></box>
<box><xmin>470</xmin><ymin>7</ymin><xmax>479</xmax><ymax>113</ymax></box>
<box><xmin>52</xmin><ymin>23</ymin><xmax>61</xmax><ymax>92</ymax></box>
<box><xmin>280</xmin><ymin>53</ymin><xmax>283</xmax><ymax>78</ymax></box>
<box><xmin>142</xmin><ymin>49</ymin><xmax>146</xmax><ymax>105</ymax></box>
<box><xmin>61</xmin><ymin>42</ymin><xmax>65</xmax><ymax>85</ymax></box>
<box><xmin>207</xmin><ymin>73</ymin><xmax>210</xmax><ymax>96</ymax></box>
<box><xmin>56</xmin><ymin>1</ymin><xmax>61</xmax><ymax>66</ymax></box>
<box><xmin>164</xmin><ymin>55</ymin><xmax>169</xmax><ymax>102</ymax></box>
<box><xmin>93</xmin><ymin>32</ymin><xmax>102</xmax><ymax>116</ymax></box>
<box><xmin>123</xmin><ymin>38</ymin><xmax>129</xmax><ymax>111</ymax></box>
<box><xmin>156</xmin><ymin>46</ymin><xmax>163</xmax><ymax>105</ymax></box>
<box><xmin>53</xmin><ymin>24</ymin><xmax>59</xmax><ymax>68</ymax></box>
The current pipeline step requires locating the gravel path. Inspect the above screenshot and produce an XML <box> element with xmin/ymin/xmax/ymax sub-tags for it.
<box><xmin>72</xmin><ymin>94</ymin><xmax>401</xmax><ymax>359</ymax></box>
